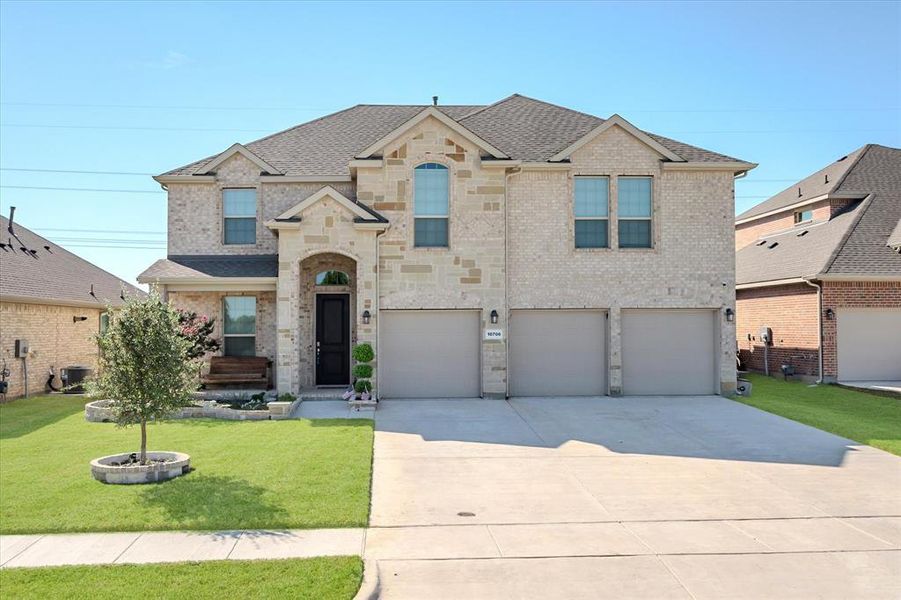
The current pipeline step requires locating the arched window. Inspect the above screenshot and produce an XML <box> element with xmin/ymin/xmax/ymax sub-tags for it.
<box><xmin>315</xmin><ymin>270</ymin><xmax>350</xmax><ymax>286</ymax></box>
<box><xmin>414</xmin><ymin>163</ymin><xmax>449</xmax><ymax>247</ymax></box>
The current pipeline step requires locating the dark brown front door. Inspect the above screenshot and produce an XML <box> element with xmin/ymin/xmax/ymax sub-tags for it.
<box><xmin>316</xmin><ymin>294</ymin><xmax>350</xmax><ymax>385</ymax></box>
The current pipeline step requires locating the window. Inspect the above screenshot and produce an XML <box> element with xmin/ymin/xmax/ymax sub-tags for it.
<box><xmin>794</xmin><ymin>209</ymin><xmax>813</xmax><ymax>224</ymax></box>
<box><xmin>316</xmin><ymin>270</ymin><xmax>350</xmax><ymax>285</ymax></box>
<box><xmin>223</xmin><ymin>296</ymin><xmax>256</xmax><ymax>356</ymax></box>
<box><xmin>223</xmin><ymin>189</ymin><xmax>257</xmax><ymax>245</ymax></box>
<box><xmin>617</xmin><ymin>177</ymin><xmax>652</xmax><ymax>248</ymax></box>
<box><xmin>414</xmin><ymin>163</ymin><xmax>449</xmax><ymax>247</ymax></box>
<box><xmin>574</xmin><ymin>177</ymin><xmax>609</xmax><ymax>248</ymax></box>
<box><xmin>99</xmin><ymin>312</ymin><xmax>110</xmax><ymax>335</ymax></box>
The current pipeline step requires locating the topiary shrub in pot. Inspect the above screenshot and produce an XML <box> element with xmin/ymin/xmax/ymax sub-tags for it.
<box><xmin>351</xmin><ymin>342</ymin><xmax>374</xmax><ymax>402</ymax></box>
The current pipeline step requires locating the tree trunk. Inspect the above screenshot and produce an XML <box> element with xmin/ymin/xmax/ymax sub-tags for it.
<box><xmin>140</xmin><ymin>419</ymin><xmax>147</xmax><ymax>465</ymax></box>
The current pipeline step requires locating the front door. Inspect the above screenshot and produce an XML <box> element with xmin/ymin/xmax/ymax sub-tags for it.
<box><xmin>315</xmin><ymin>294</ymin><xmax>350</xmax><ymax>385</ymax></box>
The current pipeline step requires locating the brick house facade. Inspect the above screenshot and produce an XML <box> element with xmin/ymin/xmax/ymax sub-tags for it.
<box><xmin>140</xmin><ymin>95</ymin><xmax>756</xmax><ymax>398</ymax></box>
<box><xmin>735</xmin><ymin>145</ymin><xmax>901</xmax><ymax>382</ymax></box>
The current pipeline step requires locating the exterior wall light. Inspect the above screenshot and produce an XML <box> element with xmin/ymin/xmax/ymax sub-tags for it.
<box><xmin>362</xmin><ymin>310</ymin><xmax>371</xmax><ymax>325</ymax></box>
<box><xmin>73</xmin><ymin>316</ymin><xmax>88</xmax><ymax>323</ymax></box>
<box><xmin>724</xmin><ymin>308</ymin><xmax>734</xmax><ymax>322</ymax></box>
<box><xmin>490</xmin><ymin>309</ymin><xmax>499</xmax><ymax>324</ymax></box>
<box><xmin>824</xmin><ymin>308</ymin><xmax>835</xmax><ymax>320</ymax></box>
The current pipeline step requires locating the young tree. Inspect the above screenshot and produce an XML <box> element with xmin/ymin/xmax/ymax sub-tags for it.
<box><xmin>176</xmin><ymin>309</ymin><xmax>220</xmax><ymax>359</ymax></box>
<box><xmin>88</xmin><ymin>292</ymin><xmax>196</xmax><ymax>464</ymax></box>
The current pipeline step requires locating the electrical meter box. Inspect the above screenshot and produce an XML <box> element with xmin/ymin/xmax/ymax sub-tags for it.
<box><xmin>14</xmin><ymin>339</ymin><xmax>29</xmax><ymax>357</ymax></box>
<box><xmin>759</xmin><ymin>327</ymin><xmax>772</xmax><ymax>345</ymax></box>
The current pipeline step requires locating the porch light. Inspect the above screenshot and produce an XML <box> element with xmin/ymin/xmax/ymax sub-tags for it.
<box><xmin>73</xmin><ymin>316</ymin><xmax>88</xmax><ymax>323</ymax></box>
<box><xmin>490</xmin><ymin>309</ymin><xmax>499</xmax><ymax>324</ymax></box>
<box><xmin>724</xmin><ymin>308</ymin><xmax>734</xmax><ymax>323</ymax></box>
<box><xmin>825</xmin><ymin>308</ymin><xmax>835</xmax><ymax>320</ymax></box>
<box><xmin>362</xmin><ymin>310</ymin><xmax>371</xmax><ymax>325</ymax></box>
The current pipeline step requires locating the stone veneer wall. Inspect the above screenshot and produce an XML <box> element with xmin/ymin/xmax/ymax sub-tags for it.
<box><xmin>508</xmin><ymin>126</ymin><xmax>737</xmax><ymax>395</ymax></box>
<box><xmin>166</xmin><ymin>291</ymin><xmax>277</xmax><ymax>381</ymax></box>
<box><xmin>0</xmin><ymin>301</ymin><xmax>102</xmax><ymax>400</ymax></box>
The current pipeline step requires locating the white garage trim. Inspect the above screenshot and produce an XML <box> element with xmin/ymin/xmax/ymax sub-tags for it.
<box><xmin>509</xmin><ymin>309</ymin><xmax>608</xmax><ymax>397</ymax></box>
<box><xmin>836</xmin><ymin>308</ymin><xmax>901</xmax><ymax>381</ymax></box>
<box><xmin>379</xmin><ymin>309</ymin><xmax>481</xmax><ymax>398</ymax></box>
<box><xmin>622</xmin><ymin>309</ymin><xmax>718</xmax><ymax>396</ymax></box>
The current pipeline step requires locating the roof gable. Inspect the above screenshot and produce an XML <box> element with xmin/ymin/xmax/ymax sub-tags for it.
<box><xmin>265</xmin><ymin>186</ymin><xmax>387</xmax><ymax>227</ymax></box>
<box><xmin>195</xmin><ymin>143</ymin><xmax>283</xmax><ymax>175</ymax></box>
<box><xmin>548</xmin><ymin>114</ymin><xmax>684</xmax><ymax>163</ymax></box>
<box><xmin>354</xmin><ymin>106</ymin><xmax>509</xmax><ymax>159</ymax></box>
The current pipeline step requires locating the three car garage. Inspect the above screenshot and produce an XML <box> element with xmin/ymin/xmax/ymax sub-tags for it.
<box><xmin>378</xmin><ymin>308</ymin><xmax>721</xmax><ymax>398</ymax></box>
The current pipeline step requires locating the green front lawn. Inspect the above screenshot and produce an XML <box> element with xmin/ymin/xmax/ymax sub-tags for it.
<box><xmin>0</xmin><ymin>396</ymin><xmax>373</xmax><ymax>534</ymax></box>
<box><xmin>0</xmin><ymin>557</ymin><xmax>363</xmax><ymax>600</ymax></box>
<box><xmin>736</xmin><ymin>374</ymin><xmax>901</xmax><ymax>456</ymax></box>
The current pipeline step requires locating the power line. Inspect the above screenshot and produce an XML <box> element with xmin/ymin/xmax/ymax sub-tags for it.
<box><xmin>1</xmin><ymin>167</ymin><xmax>156</xmax><ymax>176</ymax></box>
<box><xmin>1</xmin><ymin>123</ymin><xmax>269</xmax><ymax>133</ymax></box>
<box><xmin>1</xmin><ymin>185</ymin><xmax>162</xmax><ymax>194</ymax></box>
<box><xmin>0</xmin><ymin>101</ymin><xmax>330</xmax><ymax>111</ymax></box>
<box><xmin>52</xmin><ymin>243</ymin><xmax>165</xmax><ymax>250</ymax></box>
<box><xmin>48</xmin><ymin>236</ymin><xmax>165</xmax><ymax>245</ymax></box>
<box><xmin>33</xmin><ymin>226</ymin><xmax>166</xmax><ymax>235</ymax></box>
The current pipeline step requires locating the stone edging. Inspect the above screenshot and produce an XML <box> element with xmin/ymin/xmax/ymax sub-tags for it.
<box><xmin>90</xmin><ymin>451</ymin><xmax>191</xmax><ymax>484</ymax></box>
<box><xmin>85</xmin><ymin>398</ymin><xmax>302</xmax><ymax>423</ymax></box>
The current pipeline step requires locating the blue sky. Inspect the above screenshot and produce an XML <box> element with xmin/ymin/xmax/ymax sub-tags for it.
<box><xmin>1</xmin><ymin>1</ymin><xmax>898</xmax><ymax>286</ymax></box>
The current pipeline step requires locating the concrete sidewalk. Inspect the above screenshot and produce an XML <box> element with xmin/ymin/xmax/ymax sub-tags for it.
<box><xmin>0</xmin><ymin>528</ymin><xmax>364</xmax><ymax>568</ymax></box>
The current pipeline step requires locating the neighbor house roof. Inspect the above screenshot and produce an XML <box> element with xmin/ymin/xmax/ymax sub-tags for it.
<box><xmin>0</xmin><ymin>216</ymin><xmax>144</xmax><ymax>307</ymax></box>
<box><xmin>138</xmin><ymin>255</ymin><xmax>279</xmax><ymax>282</ymax></box>
<box><xmin>161</xmin><ymin>94</ymin><xmax>750</xmax><ymax>178</ymax></box>
<box><xmin>736</xmin><ymin>144</ymin><xmax>901</xmax><ymax>285</ymax></box>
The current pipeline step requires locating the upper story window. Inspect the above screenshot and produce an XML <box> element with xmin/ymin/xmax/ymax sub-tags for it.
<box><xmin>223</xmin><ymin>296</ymin><xmax>256</xmax><ymax>356</ymax></box>
<box><xmin>617</xmin><ymin>177</ymin><xmax>653</xmax><ymax>248</ymax></box>
<box><xmin>223</xmin><ymin>188</ymin><xmax>257</xmax><ymax>245</ymax></box>
<box><xmin>414</xmin><ymin>163</ymin><xmax>449</xmax><ymax>247</ymax></box>
<box><xmin>794</xmin><ymin>209</ymin><xmax>813</xmax><ymax>224</ymax></box>
<box><xmin>316</xmin><ymin>270</ymin><xmax>350</xmax><ymax>285</ymax></box>
<box><xmin>574</xmin><ymin>177</ymin><xmax>609</xmax><ymax>248</ymax></box>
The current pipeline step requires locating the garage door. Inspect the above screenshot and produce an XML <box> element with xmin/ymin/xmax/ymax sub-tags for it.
<box><xmin>379</xmin><ymin>310</ymin><xmax>480</xmax><ymax>398</ymax></box>
<box><xmin>509</xmin><ymin>310</ymin><xmax>607</xmax><ymax>396</ymax></box>
<box><xmin>837</xmin><ymin>309</ymin><xmax>901</xmax><ymax>381</ymax></box>
<box><xmin>622</xmin><ymin>309</ymin><xmax>717</xmax><ymax>395</ymax></box>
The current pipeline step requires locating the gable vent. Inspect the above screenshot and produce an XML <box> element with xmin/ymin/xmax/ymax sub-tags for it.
<box><xmin>768</xmin><ymin>241</ymin><xmax>779</xmax><ymax>249</ymax></box>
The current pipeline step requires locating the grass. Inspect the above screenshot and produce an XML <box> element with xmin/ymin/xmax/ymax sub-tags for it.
<box><xmin>0</xmin><ymin>557</ymin><xmax>363</xmax><ymax>600</ymax></box>
<box><xmin>0</xmin><ymin>396</ymin><xmax>373</xmax><ymax>534</ymax></box>
<box><xmin>736</xmin><ymin>374</ymin><xmax>901</xmax><ymax>456</ymax></box>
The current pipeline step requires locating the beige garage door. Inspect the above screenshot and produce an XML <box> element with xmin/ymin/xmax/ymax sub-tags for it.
<box><xmin>837</xmin><ymin>309</ymin><xmax>901</xmax><ymax>381</ymax></box>
<box><xmin>510</xmin><ymin>310</ymin><xmax>607</xmax><ymax>396</ymax></box>
<box><xmin>622</xmin><ymin>309</ymin><xmax>717</xmax><ymax>395</ymax></box>
<box><xmin>379</xmin><ymin>310</ymin><xmax>480</xmax><ymax>398</ymax></box>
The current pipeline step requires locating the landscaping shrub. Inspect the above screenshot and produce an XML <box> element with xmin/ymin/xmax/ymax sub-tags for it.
<box><xmin>352</xmin><ymin>364</ymin><xmax>373</xmax><ymax>379</ymax></box>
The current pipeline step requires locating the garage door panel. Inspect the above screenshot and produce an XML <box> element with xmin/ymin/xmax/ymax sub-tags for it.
<box><xmin>510</xmin><ymin>310</ymin><xmax>607</xmax><ymax>396</ymax></box>
<box><xmin>837</xmin><ymin>309</ymin><xmax>901</xmax><ymax>381</ymax></box>
<box><xmin>380</xmin><ymin>310</ymin><xmax>480</xmax><ymax>398</ymax></box>
<box><xmin>622</xmin><ymin>309</ymin><xmax>717</xmax><ymax>395</ymax></box>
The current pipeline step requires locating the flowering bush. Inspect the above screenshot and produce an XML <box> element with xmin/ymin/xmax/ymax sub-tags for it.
<box><xmin>176</xmin><ymin>309</ymin><xmax>220</xmax><ymax>360</ymax></box>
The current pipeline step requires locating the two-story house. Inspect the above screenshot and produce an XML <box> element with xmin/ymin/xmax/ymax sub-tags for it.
<box><xmin>139</xmin><ymin>94</ymin><xmax>755</xmax><ymax>398</ymax></box>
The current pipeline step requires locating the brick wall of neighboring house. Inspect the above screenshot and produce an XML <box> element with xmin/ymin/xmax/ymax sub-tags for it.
<box><xmin>0</xmin><ymin>301</ymin><xmax>103</xmax><ymax>400</ymax></box>
<box><xmin>735</xmin><ymin>199</ymin><xmax>831</xmax><ymax>250</ymax></box>
<box><xmin>508</xmin><ymin>125</ymin><xmax>737</xmax><ymax>394</ymax></box>
<box><xmin>821</xmin><ymin>280</ymin><xmax>901</xmax><ymax>380</ymax></box>
<box><xmin>735</xmin><ymin>283</ymin><xmax>820</xmax><ymax>377</ymax></box>
<box><xmin>166</xmin><ymin>290</ymin><xmax>277</xmax><ymax>384</ymax></box>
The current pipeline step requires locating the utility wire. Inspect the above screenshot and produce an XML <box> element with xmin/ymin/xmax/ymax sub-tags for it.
<box><xmin>1</xmin><ymin>123</ymin><xmax>270</xmax><ymax>133</ymax></box>
<box><xmin>1</xmin><ymin>185</ymin><xmax>162</xmax><ymax>194</ymax></box>
<box><xmin>33</xmin><ymin>226</ymin><xmax>166</xmax><ymax>234</ymax></box>
<box><xmin>1</xmin><ymin>167</ymin><xmax>156</xmax><ymax>176</ymax></box>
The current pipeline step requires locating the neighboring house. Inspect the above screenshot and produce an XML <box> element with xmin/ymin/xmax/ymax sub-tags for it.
<box><xmin>139</xmin><ymin>94</ymin><xmax>755</xmax><ymax>398</ymax></box>
<box><xmin>0</xmin><ymin>215</ymin><xmax>144</xmax><ymax>399</ymax></box>
<box><xmin>735</xmin><ymin>144</ymin><xmax>901</xmax><ymax>382</ymax></box>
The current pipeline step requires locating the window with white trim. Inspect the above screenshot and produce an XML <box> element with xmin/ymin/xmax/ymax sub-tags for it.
<box><xmin>574</xmin><ymin>176</ymin><xmax>609</xmax><ymax>248</ymax></box>
<box><xmin>223</xmin><ymin>296</ymin><xmax>256</xmax><ymax>356</ymax></box>
<box><xmin>617</xmin><ymin>177</ymin><xmax>653</xmax><ymax>248</ymax></box>
<box><xmin>414</xmin><ymin>163</ymin><xmax>449</xmax><ymax>247</ymax></box>
<box><xmin>223</xmin><ymin>188</ymin><xmax>257</xmax><ymax>245</ymax></box>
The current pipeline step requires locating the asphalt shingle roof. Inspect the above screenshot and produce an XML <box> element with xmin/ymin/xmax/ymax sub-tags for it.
<box><xmin>138</xmin><ymin>255</ymin><xmax>279</xmax><ymax>281</ymax></box>
<box><xmin>0</xmin><ymin>216</ymin><xmax>144</xmax><ymax>307</ymax></box>
<box><xmin>163</xmin><ymin>94</ymin><xmax>748</xmax><ymax>177</ymax></box>
<box><xmin>736</xmin><ymin>144</ymin><xmax>901</xmax><ymax>284</ymax></box>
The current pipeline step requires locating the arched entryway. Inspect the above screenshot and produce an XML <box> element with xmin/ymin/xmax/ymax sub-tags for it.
<box><xmin>298</xmin><ymin>252</ymin><xmax>357</xmax><ymax>388</ymax></box>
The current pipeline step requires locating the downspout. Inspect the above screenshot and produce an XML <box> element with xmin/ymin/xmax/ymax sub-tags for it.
<box><xmin>803</xmin><ymin>277</ymin><xmax>824</xmax><ymax>384</ymax></box>
<box><xmin>374</xmin><ymin>226</ymin><xmax>388</xmax><ymax>400</ymax></box>
<box><xmin>503</xmin><ymin>167</ymin><xmax>522</xmax><ymax>399</ymax></box>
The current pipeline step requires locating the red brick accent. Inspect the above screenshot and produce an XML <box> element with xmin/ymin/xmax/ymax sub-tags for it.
<box><xmin>735</xmin><ymin>283</ymin><xmax>819</xmax><ymax>376</ymax></box>
<box><xmin>821</xmin><ymin>281</ymin><xmax>901</xmax><ymax>379</ymax></box>
<box><xmin>736</xmin><ymin>200</ymin><xmax>831</xmax><ymax>250</ymax></box>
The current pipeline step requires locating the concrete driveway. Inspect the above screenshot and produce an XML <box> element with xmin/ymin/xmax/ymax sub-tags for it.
<box><xmin>366</xmin><ymin>396</ymin><xmax>901</xmax><ymax>599</ymax></box>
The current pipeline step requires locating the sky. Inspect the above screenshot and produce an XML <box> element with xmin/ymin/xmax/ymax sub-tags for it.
<box><xmin>1</xmin><ymin>0</ymin><xmax>899</xmax><ymax>287</ymax></box>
